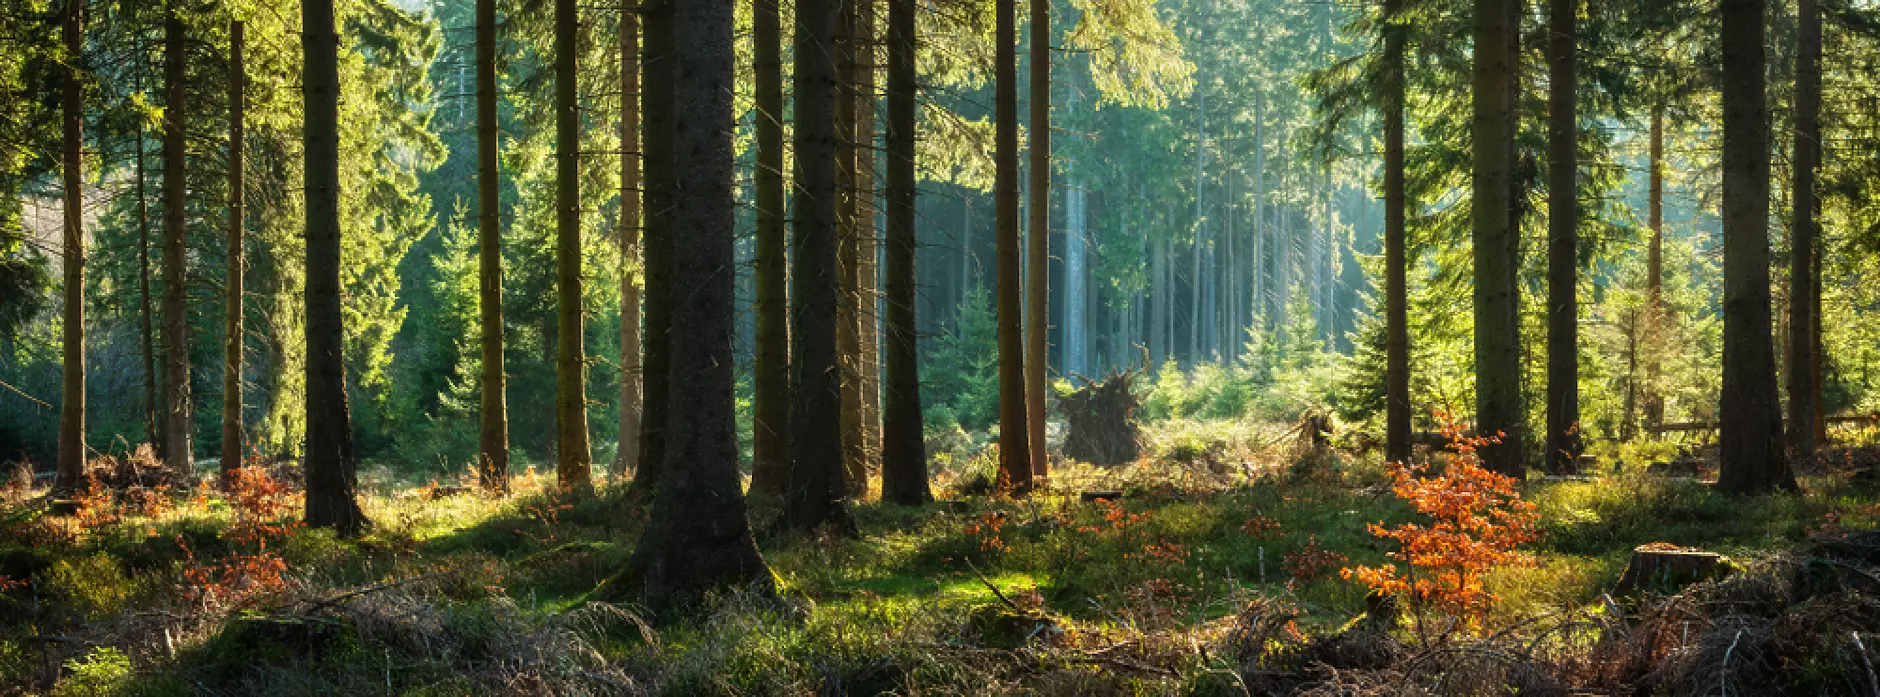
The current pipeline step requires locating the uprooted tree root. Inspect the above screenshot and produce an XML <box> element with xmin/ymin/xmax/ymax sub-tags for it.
<box><xmin>1061</xmin><ymin>370</ymin><xmax>1144</xmax><ymax>466</ymax></box>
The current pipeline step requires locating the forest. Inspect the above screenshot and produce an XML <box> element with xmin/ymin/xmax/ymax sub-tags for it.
<box><xmin>6</xmin><ymin>0</ymin><xmax>1880</xmax><ymax>693</ymax></box>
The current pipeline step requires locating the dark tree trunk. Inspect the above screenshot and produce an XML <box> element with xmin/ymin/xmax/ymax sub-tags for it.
<box><xmin>1785</xmin><ymin>0</ymin><xmax>1820</xmax><ymax>463</ymax></box>
<box><xmin>617</xmin><ymin>7</ymin><xmax>641</xmax><ymax>480</ymax></box>
<box><xmin>55</xmin><ymin>0</ymin><xmax>84</xmax><ymax>495</ymax></box>
<box><xmin>881</xmin><ymin>0</ymin><xmax>928</xmax><ymax>505</ymax></box>
<box><xmin>1381</xmin><ymin>0</ymin><xmax>1409</xmax><ymax>466</ymax></box>
<box><xmin>837</xmin><ymin>0</ymin><xmax>865</xmax><ymax>495</ymax></box>
<box><xmin>222</xmin><ymin>20</ymin><xmax>245</xmax><ymax>483</ymax></box>
<box><xmin>1715</xmin><ymin>0</ymin><xmax>1794</xmax><ymax>494</ymax></box>
<box><xmin>1026</xmin><ymin>0</ymin><xmax>1049</xmax><ymax>480</ymax></box>
<box><xmin>554</xmin><ymin>0</ymin><xmax>592</xmax><ymax>493</ymax></box>
<box><xmin>161</xmin><ymin>10</ymin><xmax>193</xmax><ymax>477</ymax></box>
<box><xmin>634</xmin><ymin>0</ymin><xmax>674</xmax><ymax>495</ymax></box>
<box><xmin>611</xmin><ymin>0</ymin><xmax>774</xmax><ymax>606</ymax></box>
<box><xmin>995</xmin><ymin>0</ymin><xmax>1031</xmax><ymax>492</ymax></box>
<box><xmin>1544</xmin><ymin>0</ymin><xmax>1580</xmax><ymax>474</ymax></box>
<box><xmin>749</xmin><ymin>0</ymin><xmax>789</xmax><ymax>497</ymax></box>
<box><xmin>303</xmin><ymin>0</ymin><xmax>368</xmax><ymax>535</ymax></box>
<box><xmin>1472</xmin><ymin>0</ymin><xmax>1522</xmax><ymax>477</ymax></box>
<box><xmin>785</xmin><ymin>0</ymin><xmax>857</xmax><ymax>533</ymax></box>
<box><xmin>477</xmin><ymin>0</ymin><xmax>510</xmax><ymax>493</ymax></box>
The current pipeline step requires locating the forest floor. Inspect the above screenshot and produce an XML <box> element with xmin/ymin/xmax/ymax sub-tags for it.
<box><xmin>5</xmin><ymin>420</ymin><xmax>1880</xmax><ymax>696</ymax></box>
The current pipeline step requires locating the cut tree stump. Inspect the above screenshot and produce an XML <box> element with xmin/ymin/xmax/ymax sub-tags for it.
<box><xmin>1614</xmin><ymin>543</ymin><xmax>1731</xmax><ymax>593</ymax></box>
<box><xmin>1061</xmin><ymin>370</ymin><xmax>1143</xmax><ymax>466</ymax></box>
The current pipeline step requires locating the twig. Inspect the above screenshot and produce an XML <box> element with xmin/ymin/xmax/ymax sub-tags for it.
<box><xmin>966</xmin><ymin>560</ymin><xmax>1021</xmax><ymax>613</ymax></box>
<box><xmin>300</xmin><ymin>569</ymin><xmax>456</xmax><ymax>615</ymax></box>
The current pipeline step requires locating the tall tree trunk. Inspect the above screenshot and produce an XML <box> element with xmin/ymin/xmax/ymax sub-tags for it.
<box><xmin>881</xmin><ymin>0</ymin><xmax>928</xmax><ymax>505</ymax></box>
<box><xmin>836</xmin><ymin>0</ymin><xmax>865</xmax><ymax>495</ymax></box>
<box><xmin>1252</xmin><ymin>94</ymin><xmax>1264</xmax><ymax>329</ymax></box>
<box><xmin>635</xmin><ymin>0</ymin><xmax>674</xmax><ymax>494</ymax></box>
<box><xmin>1544</xmin><ymin>0</ymin><xmax>1579</xmax><ymax>474</ymax></box>
<box><xmin>222</xmin><ymin>20</ymin><xmax>245</xmax><ymax>482</ymax></box>
<box><xmin>1382</xmin><ymin>0</ymin><xmax>1410</xmax><ymax>465</ymax></box>
<box><xmin>1644</xmin><ymin>104</ymin><xmax>1663</xmax><ymax>434</ymax></box>
<box><xmin>786</xmin><ymin>0</ymin><xmax>858</xmax><ymax>533</ymax></box>
<box><xmin>55</xmin><ymin>0</ymin><xmax>84</xmax><ymax>494</ymax></box>
<box><xmin>1472</xmin><ymin>0</ymin><xmax>1522</xmax><ymax>477</ymax></box>
<box><xmin>612</xmin><ymin>0</ymin><xmax>774</xmax><ymax>604</ymax></box>
<box><xmin>1026</xmin><ymin>0</ymin><xmax>1049</xmax><ymax>479</ymax></box>
<box><xmin>1785</xmin><ymin>0</ymin><xmax>1820</xmax><ymax>463</ymax></box>
<box><xmin>857</xmin><ymin>0</ymin><xmax>883</xmax><ymax>485</ymax></box>
<box><xmin>749</xmin><ymin>0</ymin><xmax>789</xmax><ymax>496</ymax></box>
<box><xmin>995</xmin><ymin>0</ymin><xmax>1031</xmax><ymax>491</ymax></box>
<box><xmin>135</xmin><ymin>51</ymin><xmax>160</xmax><ymax>459</ymax></box>
<box><xmin>161</xmin><ymin>9</ymin><xmax>193</xmax><ymax>477</ymax></box>
<box><xmin>477</xmin><ymin>0</ymin><xmax>509</xmax><ymax>493</ymax></box>
<box><xmin>554</xmin><ymin>0</ymin><xmax>592</xmax><ymax>493</ymax></box>
<box><xmin>303</xmin><ymin>0</ymin><xmax>367</xmax><ymax>535</ymax></box>
<box><xmin>616</xmin><ymin>5</ymin><xmax>641</xmax><ymax>482</ymax></box>
<box><xmin>1715</xmin><ymin>0</ymin><xmax>1794</xmax><ymax>494</ymax></box>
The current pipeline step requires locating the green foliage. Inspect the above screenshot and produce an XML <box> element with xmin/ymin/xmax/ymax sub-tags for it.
<box><xmin>55</xmin><ymin>647</ymin><xmax>133</xmax><ymax>697</ymax></box>
<box><xmin>924</xmin><ymin>288</ymin><xmax>1002</xmax><ymax>432</ymax></box>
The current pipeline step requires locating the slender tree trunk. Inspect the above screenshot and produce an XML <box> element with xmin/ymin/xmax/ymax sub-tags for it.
<box><xmin>857</xmin><ymin>0</ymin><xmax>882</xmax><ymax>483</ymax></box>
<box><xmin>1645</xmin><ymin>104</ymin><xmax>1663</xmax><ymax>433</ymax></box>
<box><xmin>749</xmin><ymin>0</ymin><xmax>789</xmax><ymax>496</ymax></box>
<box><xmin>613</xmin><ymin>0</ymin><xmax>774</xmax><ymax>605</ymax></box>
<box><xmin>161</xmin><ymin>9</ymin><xmax>193</xmax><ymax>477</ymax></box>
<box><xmin>635</xmin><ymin>0</ymin><xmax>674</xmax><ymax>494</ymax></box>
<box><xmin>995</xmin><ymin>0</ymin><xmax>1031</xmax><ymax>492</ymax></box>
<box><xmin>222</xmin><ymin>20</ymin><xmax>245</xmax><ymax>482</ymax></box>
<box><xmin>1150</xmin><ymin>238</ymin><xmax>1166</xmax><ymax>366</ymax></box>
<box><xmin>1382</xmin><ymin>0</ymin><xmax>1410</xmax><ymax>465</ymax></box>
<box><xmin>786</xmin><ymin>0</ymin><xmax>858</xmax><ymax>533</ymax></box>
<box><xmin>1545</xmin><ymin>0</ymin><xmax>1579</xmax><ymax>474</ymax></box>
<box><xmin>303</xmin><ymin>0</ymin><xmax>367</xmax><ymax>535</ymax></box>
<box><xmin>1026</xmin><ymin>0</ymin><xmax>1049</xmax><ymax>479</ymax></box>
<box><xmin>1715</xmin><ymin>0</ymin><xmax>1794</xmax><ymax>494</ymax></box>
<box><xmin>55</xmin><ymin>0</ymin><xmax>84</xmax><ymax>494</ymax></box>
<box><xmin>616</xmin><ymin>6</ymin><xmax>641</xmax><ymax>482</ymax></box>
<box><xmin>135</xmin><ymin>54</ymin><xmax>160</xmax><ymax>459</ymax></box>
<box><xmin>1252</xmin><ymin>94</ymin><xmax>1264</xmax><ymax>329</ymax></box>
<box><xmin>1786</xmin><ymin>0</ymin><xmax>1820</xmax><ymax>463</ymax></box>
<box><xmin>1473</xmin><ymin>0</ymin><xmax>1523</xmax><ymax>477</ymax></box>
<box><xmin>881</xmin><ymin>0</ymin><xmax>928</xmax><ymax>505</ymax></box>
<box><xmin>554</xmin><ymin>0</ymin><xmax>593</xmax><ymax>493</ymax></box>
<box><xmin>476</xmin><ymin>0</ymin><xmax>510</xmax><ymax>493</ymax></box>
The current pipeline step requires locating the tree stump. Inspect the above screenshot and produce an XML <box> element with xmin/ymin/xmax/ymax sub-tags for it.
<box><xmin>1061</xmin><ymin>370</ymin><xmax>1143</xmax><ymax>466</ymax></box>
<box><xmin>1614</xmin><ymin>543</ymin><xmax>1730</xmax><ymax>593</ymax></box>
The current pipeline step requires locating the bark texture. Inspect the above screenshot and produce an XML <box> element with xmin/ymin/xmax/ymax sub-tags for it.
<box><xmin>303</xmin><ymin>0</ymin><xmax>369</xmax><ymax>535</ymax></box>
<box><xmin>55</xmin><ymin>0</ymin><xmax>84</xmax><ymax>494</ymax></box>
<box><xmin>477</xmin><ymin>0</ymin><xmax>509</xmax><ymax>493</ymax></box>
<box><xmin>1026</xmin><ymin>0</ymin><xmax>1049</xmax><ymax>480</ymax></box>
<box><xmin>1472</xmin><ymin>0</ymin><xmax>1523</xmax><ymax>477</ymax></box>
<box><xmin>612</xmin><ymin>0</ymin><xmax>774</xmax><ymax>606</ymax></box>
<box><xmin>881</xmin><ymin>0</ymin><xmax>929</xmax><ymax>505</ymax></box>
<box><xmin>749</xmin><ymin>0</ymin><xmax>789</xmax><ymax>497</ymax></box>
<box><xmin>554</xmin><ymin>0</ymin><xmax>593</xmax><ymax>493</ymax></box>
<box><xmin>635</xmin><ymin>0</ymin><xmax>674</xmax><ymax>494</ymax></box>
<box><xmin>786</xmin><ymin>0</ymin><xmax>858</xmax><ymax>533</ymax></box>
<box><xmin>1715</xmin><ymin>0</ymin><xmax>1794</xmax><ymax>494</ymax></box>
<box><xmin>995</xmin><ymin>0</ymin><xmax>1032</xmax><ymax>492</ymax></box>
<box><xmin>616</xmin><ymin>5</ymin><xmax>641</xmax><ymax>480</ymax></box>
<box><xmin>1382</xmin><ymin>0</ymin><xmax>1410</xmax><ymax>466</ymax></box>
<box><xmin>161</xmin><ymin>10</ymin><xmax>193</xmax><ymax>477</ymax></box>
<box><xmin>1545</xmin><ymin>0</ymin><xmax>1580</xmax><ymax>474</ymax></box>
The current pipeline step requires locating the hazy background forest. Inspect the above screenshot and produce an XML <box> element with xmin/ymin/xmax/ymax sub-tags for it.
<box><xmin>16</xmin><ymin>0</ymin><xmax>1879</xmax><ymax>472</ymax></box>
<box><xmin>10</xmin><ymin>0</ymin><xmax>1880</xmax><ymax>694</ymax></box>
